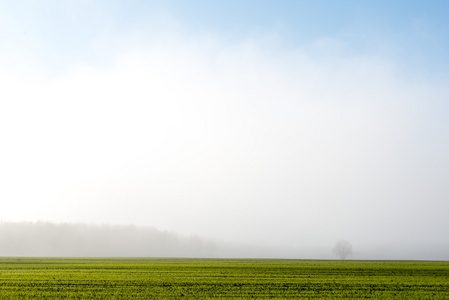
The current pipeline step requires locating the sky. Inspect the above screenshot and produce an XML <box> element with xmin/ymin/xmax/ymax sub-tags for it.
<box><xmin>1</xmin><ymin>0</ymin><xmax>449</xmax><ymax>259</ymax></box>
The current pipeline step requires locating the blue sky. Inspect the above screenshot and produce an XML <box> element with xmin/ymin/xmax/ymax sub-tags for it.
<box><xmin>1</xmin><ymin>1</ymin><xmax>449</xmax><ymax>259</ymax></box>
<box><xmin>3</xmin><ymin>0</ymin><xmax>449</xmax><ymax>75</ymax></box>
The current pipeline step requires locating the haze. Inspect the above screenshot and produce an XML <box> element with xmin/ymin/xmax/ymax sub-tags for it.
<box><xmin>1</xmin><ymin>1</ymin><xmax>448</xmax><ymax>260</ymax></box>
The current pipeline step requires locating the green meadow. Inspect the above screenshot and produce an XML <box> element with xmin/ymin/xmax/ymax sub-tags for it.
<box><xmin>0</xmin><ymin>258</ymin><xmax>448</xmax><ymax>299</ymax></box>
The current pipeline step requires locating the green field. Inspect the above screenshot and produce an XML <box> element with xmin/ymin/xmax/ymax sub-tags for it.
<box><xmin>0</xmin><ymin>258</ymin><xmax>448</xmax><ymax>299</ymax></box>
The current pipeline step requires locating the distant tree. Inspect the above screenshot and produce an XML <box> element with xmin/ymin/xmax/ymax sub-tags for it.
<box><xmin>332</xmin><ymin>240</ymin><xmax>352</xmax><ymax>260</ymax></box>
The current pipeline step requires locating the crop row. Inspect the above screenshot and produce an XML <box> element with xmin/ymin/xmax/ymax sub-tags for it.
<box><xmin>0</xmin><ymin>258</ymin><xmax>447</xmax><ymax>298</ymax></box>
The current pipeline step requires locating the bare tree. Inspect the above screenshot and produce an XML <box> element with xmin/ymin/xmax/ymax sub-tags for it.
<box><xmin>332</xmin><ymin>240</ymin><xmax>352</xmax><ymax>260</ymax></box>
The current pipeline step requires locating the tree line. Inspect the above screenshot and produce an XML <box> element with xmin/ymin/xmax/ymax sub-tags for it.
<box><xmin>0</xmin><ymin>221</ymin><xmax>217</xmax><ymax>257</ymax></box>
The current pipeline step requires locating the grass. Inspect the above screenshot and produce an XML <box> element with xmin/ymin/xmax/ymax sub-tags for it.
<box><xmin>0</xmin><ymin>257</ymin><xmax>448</xmax><ymax>298</ymax></box>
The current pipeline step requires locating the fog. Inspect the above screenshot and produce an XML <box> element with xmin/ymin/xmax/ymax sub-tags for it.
<box><xmin>1</xmin><ymin>1</ymin><xmax>449</xmax><ymax>260</ymax></box>
<box><xmin>1</xmin><ymin>221</ymin><xmax>448</xmax><ymax>260</ymax></box>
<box><xmin>0</xmin><ymin>221</ymin><xmax>320</xmax><ymax>258</ymax></box>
